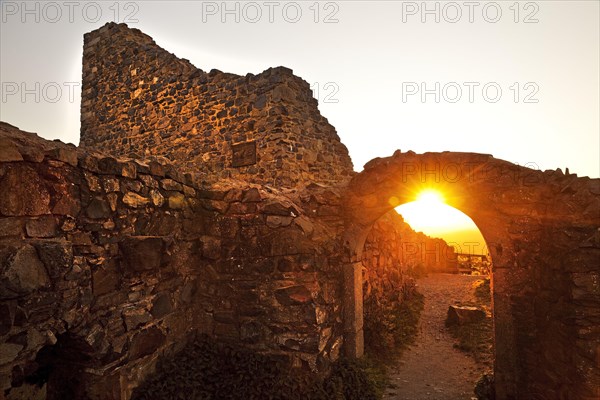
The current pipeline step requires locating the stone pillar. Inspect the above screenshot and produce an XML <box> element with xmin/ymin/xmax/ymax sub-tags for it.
<box><xmin>343</xmin><ymin>262</ymin><xmax>364</xmax><ymax>358</ymax></box>
<box><xmin>492</xmin><ymin>266</ymin><xmax>518</xmax><ymax>400</ymax></box>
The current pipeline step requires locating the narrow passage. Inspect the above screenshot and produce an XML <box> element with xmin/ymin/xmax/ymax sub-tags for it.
<box><xmin>384</xmin><ymin>273</ymin><xmax>491</xmax><ymax>400</ymax></box>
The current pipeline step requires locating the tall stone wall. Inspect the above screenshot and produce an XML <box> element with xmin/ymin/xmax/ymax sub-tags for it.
<box><xmin>80</xmin><ymin>23</ymin><xmax>353</xmax><ymax>189</ymax></box>
<box><xmin>0</xmin><ymin>123</ymin><xmax>346</xmax><ymax>399</ymax></box>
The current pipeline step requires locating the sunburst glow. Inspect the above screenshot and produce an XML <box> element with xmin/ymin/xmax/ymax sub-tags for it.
<box><xmin>416</xmin><ymin>190</ymin><xmax>445</xmax><ymax>205</ymax></box>
<box><xmin>395</xmin><ymin>189</ymin><xmax>487</xmax><ymax>255</ymax></box>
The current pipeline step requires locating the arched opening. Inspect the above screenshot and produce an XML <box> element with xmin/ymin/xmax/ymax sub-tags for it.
<box><xmin>396</xmin><ymin>189</ymin><xmax>491</xmax><ymax>274</ymax></box>
<box><xmin>342</xmin><ymin>150</ymin><xmax>599</xmax><ymax>400</ymax></box>
<box><xmin>358</xmin><ymin>188</ymin><xmax>495</xmax><ymax>397</ymax></box>
<box><xmin>340</xmin><ymin>151</ymin><xmax>552</xmax><ymax>399</ymax></box>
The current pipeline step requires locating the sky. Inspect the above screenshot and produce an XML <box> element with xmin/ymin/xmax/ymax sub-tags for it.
<box><xmin>396</xmin><ymin>190</ymin><xmax>488</xmax><ymax>255</ymax></box>
<box><xmin>1</xmin><ymin>0</ymin><xmax>599</xmax><ymax>180</ymax></box>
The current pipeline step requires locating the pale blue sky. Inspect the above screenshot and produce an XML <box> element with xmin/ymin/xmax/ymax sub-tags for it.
<box><xmin>1</xmin><ymin>1</ymin><xmax>598</xmax><ymax>177</ymax></box>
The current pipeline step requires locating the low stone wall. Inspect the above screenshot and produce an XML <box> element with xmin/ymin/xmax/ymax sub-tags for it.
<box><xmin>0</xmin><ymin>123</ymin><xmax>345</xmax><ymax>399</ymax></box>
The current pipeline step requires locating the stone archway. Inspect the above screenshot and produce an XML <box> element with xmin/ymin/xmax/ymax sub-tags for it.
<box><xmin>341</xmin><ymin>150</ymin><xmax>600</xmax><ymax>400</ymax></box>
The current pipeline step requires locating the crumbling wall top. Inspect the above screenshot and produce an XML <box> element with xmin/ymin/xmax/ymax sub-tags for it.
<box><xmin>80</xmin><ymin>23</ymin><xmax>354</xmax><ymax>189</ymax></box>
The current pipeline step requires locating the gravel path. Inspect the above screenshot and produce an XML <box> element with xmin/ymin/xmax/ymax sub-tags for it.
<box><xmin>383</xmin><ymin>273</ymin><xmax>490</xmax><ymax>400</ymax></box>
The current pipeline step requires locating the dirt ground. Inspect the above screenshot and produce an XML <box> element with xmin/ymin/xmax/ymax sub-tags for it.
<box><xmin>383</xmin><ymin>273</ymin><xmax>491</xmax><ymax>400</ymax></box>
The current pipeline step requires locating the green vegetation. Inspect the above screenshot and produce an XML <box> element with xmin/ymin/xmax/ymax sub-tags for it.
<box><xmin>448</xmin><ymin>317</ymin><xmax>493</xmax><ymax>364</ymax></box>
<box><xmin>474</xmin><ymin>373</ymin><xmax>496</xmax><ymax>400</ymax></box>
<box><xmin>364</xmin><ymin>291</ymin><xmax>425</xmax><ymax>364</ymax></box>
<box><xmin>360</xmin><ymin>289</ymin><xmax>425</xmax><ymax>398</ymax></box>
<box><xmin>132</xmin><ymin>335</ymin><xmax>384</xmax><ymax>400</ymax></box>
<box><xmin>327</xmin><ymin>357</ymin><xmax>387</xmax><ymax>400</ymax></box>
<box><xmin>473</xmin><ymin>277</ymin><xmax>491</xmax><ymax>303</ymax></box>
<box><xmin>448</xmin><ymin>278</ymin><xmax>494</xmax><ymax>366</ymax></box>
<box><xmin>406</xmin><ymin>262</ymin><xmax>428</xmax><ymax>279</ymax></box>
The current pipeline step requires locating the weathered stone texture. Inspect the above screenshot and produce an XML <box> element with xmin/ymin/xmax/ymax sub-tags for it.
<box><xmin>0</xmin><ymin>21</ymin><xmax>598</xmax><ymax>400</ymax></box>
<box><xmin>0</xmin><ymin>123</ymin><xmax>344</xmax><ymax>399</ymax></box>
<box><xmin>80</xmin><ymin>23</ymin><xmax>353</xmax><ymax>189</ymax></box>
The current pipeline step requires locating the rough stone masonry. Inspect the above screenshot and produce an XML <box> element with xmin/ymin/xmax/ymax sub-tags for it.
<box><xmin>0</xmin><ymin>22</ymin><xmax>598</xmax><ymax>400</ymax></box>
<box><xmin>79</xmin><ymin>23</ymin><xmax>353</xmax><ymax>189</ymax></box>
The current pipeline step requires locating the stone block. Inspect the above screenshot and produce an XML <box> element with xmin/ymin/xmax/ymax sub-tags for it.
<box><xmin>0</xmin><ymin>245</ymin><xmax>50</xmax><ymax>299</ymax></box>
<box><xmin>121</xmin><ymin>162</ymin><xmax>137</xmax><ymax>178</ymax></box>
<box><xmin>46</xmin><ymin>147</ymin><xmax>78</xmax><ymax>167</ymax></box>
<box><xmin>446</xmin><ymin>305</ymin><xmax>486</xmax><ymax>326</ymax></box>
<box><xmin>0</xmin><ymin>343</ymin><xmax>23</xmax><ymax>365</ymax></box>
<box><xmin>92</xmin><ymin>266</ymin><xmax>119</xmax><ymax>296</ymax></box>
<box><xmin>242</xmin><ymin>188</ymin><xmax>261</xmax><ymax>202</ymax></box>
<box><xmin>0</xmin><ymin>218</ymin><xmax>23</xmax><ymax>238</ymax></box>
<box><xmin>231</xmin><ymin>141</ymin><xmax>257</xmax><ymax>167</ymax></box>
<box><xmin>51</xmin><ymin>185</ymin><xmax>81</xmax><ymax>216</ymax></box>
<box><xmin>224</xmin><ymin>188</ymin><xmax>243</xmax><ymax>202</ymax></box>
<box><xmin>201</xmin><ymin>236</ymin><xmax>221</xmax><ymax>260</ymax></box>
<box><xmin>0</xmin><ymin>166</ymin><xmax>50</xmax><ymax>216</ymax></box>
<box><xmin>151</xmin><ymin>292</ymin><xmax>172</xmax><ymax>318</ymax></box>
<box><xmin>168</xmin><ymin>192</ymin><xmax>186</xmax><ymax>209</ymax></box>
<box><xmin>266</xmin><ymin>215</ymin><xmax>293</xmax><ymax>228</ymax></box>
<box><xmin>183</xmin><ymin>185</ymin><xmax>196</xmax><ymax>197</ymax></box>
<box><xmin>25</xmin><ymin>216</ymin><xmax>57</xmax><ymax>238</ymax></box>
<box><xmin>148</xmin><ymin>161</ymin><xmax>165</xmax><ymax>177</ymax></box>
<box><xmin>33</xmin><ymin>240</ymin><xmax>73</xmax><ymax>279</ymax></box>
<box><xmin>86</xmin><ymin>197</ymin><xmax>111</xmax><ymax>219</ymax></box>
<box><xmin>123</xmin><ymin>308</ymin><xmax>153</xmax><ymax>331</ymax></box>
<box><xmin>102</xmin><ymin>177</ymin><xmax>120</xmax><ymax>192</ymax></box>
<box><xmin>161</xmin><ymin>179</ymin><xmax>183</xmax><ymax>191</ymax></box>
<box><xmin>263</xmin><ymin>201</ymin><xmax>298</xmax><ymax>216</ymax></box>
<box><xmin>122</xmin><ymin>192</ymin><xmax>149</xmax><ymax>208</ymax></box>
<box><xmin>119</xmin><ymin>236</ymin><xmax>165</xmax><ymax>272</ymax></box>
<box><xmin>97</xmin><ymin>157</ymin><xmax>120</xmax><ymax>175</ymax></box>
<box><xmin>0</xmin><ymin>138</ymin><xmax>23</xmax><ymax>162</ymax></box>
<box><xmin>129</xmin><ymin>326</ymin><xmax>166</xmax><ymax>360</ymax></box>
<box><xmin>149</xmin><ymin>190</ymin><xmax>165</xmax><ymax>207</ymax></box>
<box><xmin>275</xmin><ymin>285</ymin><xmax>312</xmax><ymax>305</ymax></box>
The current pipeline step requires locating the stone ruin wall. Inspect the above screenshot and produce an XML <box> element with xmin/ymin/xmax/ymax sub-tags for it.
<box><xmin>80</xmin><ymin>23</ymin><xmax>354</xmax><ymax>189</ymax></box>
<box><xmin>5</xmin><ymin>20</ymin><xmax>598</xmax><ymax>400</ymax></box>
<box><xmin>0</xmin><ymin>123</ymin><xmax>350</xmax><ymax>399</ymax></box>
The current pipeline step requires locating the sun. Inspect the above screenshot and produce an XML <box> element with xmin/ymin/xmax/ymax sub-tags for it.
<box><xmin>395</xmin><ymin>189</ymin><xmax>488</xmax><ymax>255</ymax></box>
<box><xmin>416</xmin><ymin>189</ymin><xmax>445</xmax><ymax>205</ymax></box>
